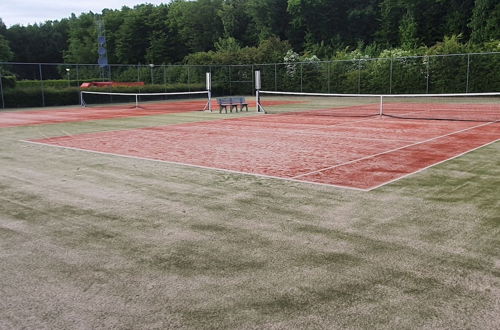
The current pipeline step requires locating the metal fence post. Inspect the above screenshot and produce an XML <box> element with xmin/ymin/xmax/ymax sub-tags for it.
<box><xmin>76</xmin><ymin>64</ymin><xmax>79</xmax><ymax>86</ymax></box>
<box><xmin>209</xmin><ymin>65</ymin><xmax>212</xmax><ymax>94</ymax></box>
<box><xmin>389</xmin><ymin>58</ymin><xmax>393</xmax><ymax>94</ymax></box>
<box><xmin>39</xmin><ymin>64</ymin><xmax>45</xmax><ymax>107</ymax></box>
<box><xmin>327</xmin><ymin>61</ymin><xmax>331</xmax><ymax>93</ymax></box>
<box><xmin>274</xmin><ymin>63</ymin><xmax>277</xmax><ymax>91</ymax></box>
<box><xmin>357</xmin><ymin>59</ymin><xmax>361</xmax><ymax>94</ymax></box>
<box><xmin>163</xmin><ymin>65</ymin><xmax>167</xmax><ymax>92</ymax></box>
<box><xmin>466</xmin><ymin>54</ymin><xmax>470</xmax><ymax>93</ymax></box>
<box><xmin>0</xmin><ymin>72</ymin><xmax>5</xmax><ymax>109</ymax></box>
<box><xmin>251</xmin><ymin>64</ymin><xmax>255</xmax><ymax>95</ymax></box>
<box><xmin>426</xmin><ymin>58</ymin><xmax>430</xmax><ymax>93</ymax></box>
<box><xmin>300</xmin><ymin>63</ymin><xmax>303</xmax><ymax>92</ymax></box>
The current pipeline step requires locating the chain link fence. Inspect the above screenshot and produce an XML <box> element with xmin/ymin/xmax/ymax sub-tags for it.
<box><xmin>1</xmin><ymin>52</ymin><xmax>499</xmax><ymax>109</ymax></box>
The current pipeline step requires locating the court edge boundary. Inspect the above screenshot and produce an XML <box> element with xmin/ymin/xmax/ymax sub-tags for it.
<box><xmin>292</xmin><ymin>120</ymin><xmax>497</xmax><ymax>179</ymax></box>
<box><xmin>21</xmin><ymin>132</ymin><xmax>499</xmax><ymax>192</ymax></box>
<box><xmin>367</xmin><ymin>138</ymin><xmax>500</xmax><ymax>190</ymax></box>
<box><xmin>20</xmin><ymin>140</ymin><xmax>369</xmax><ymax>192</ymax></box>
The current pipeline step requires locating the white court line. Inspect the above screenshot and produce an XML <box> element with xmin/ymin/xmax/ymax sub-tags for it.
<box><xmin>21</xmin><ymin>140</ymin><xmax>369</xmax><ymax>192</ymax></box>
<box><xmin>366</xmin><ymin>138</ymin><xmax>500</xmax><ymax>191</ymax></box>
<box><xmin>292</xmin><ymin>120</ymin><xmax>498</xmax><ymax>179</ymax></box>
<box><xmin>21</xmin><ymin>121</ymin><xmax>499</xmax><ymax>192</ymax></box>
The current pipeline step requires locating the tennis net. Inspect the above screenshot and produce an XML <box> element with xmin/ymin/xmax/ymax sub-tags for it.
<box><xmin>80</xmin><ymin>90</ymin><xmax>210</xmax><ymax>111</ymax></box>
<box><xmin>257</xmin><ymin>91</ymin><xmax>500</xmax><ymax>122</ymax></box>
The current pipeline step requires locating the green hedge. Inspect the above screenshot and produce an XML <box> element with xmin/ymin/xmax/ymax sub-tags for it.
<box><xmin>2</xmin><ymin>87</ymin><xmax>80</xmax><ymax>108</ymax></box>
<box><xmin>15</xmin><ymin>79</ymin><xmax>209</xmax><ymax>90</ymax></box>
<box><xmin>2</xmin><ymin>83</ymin><xmax>207</xmax><ymax>108</ymax></box>
<box><xmin>16</xmin><ymin>79</ymin><xmax>95</xmax><ymax>89</ymax></box>
<box><xmin>84</xmin><ymin>83</ymin><xmax>205</xmax><ymax>94</ymax></box>
<box><xmin>0</xmin><ymin>75</ymin><xmax>16</xmax><ymax>89</ymax></box>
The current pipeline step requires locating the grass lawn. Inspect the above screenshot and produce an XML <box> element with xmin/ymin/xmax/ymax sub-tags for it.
<box><xmin>0</xmin><ymin>108</ymin><xmax>498</xmax><ymax>329</ymax></box>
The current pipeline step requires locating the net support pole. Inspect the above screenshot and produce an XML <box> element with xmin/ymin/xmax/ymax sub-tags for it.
<box><xmin>255</xmin><ymin>70</ymin><xmax>264</xmax><ymax>112</ymax></box>
<box><xmin>206</xmin><ymin>72</ymin><xmax>212</xmax><ymax>112</ymax></box>
<box><xmin>135</xmin><ymin>94</ymin><xmax>139</xmax><ymax>109</ymax></box>
<box><xmin>256</xmin><ymin>89</ymin><xmax>261</xmax><ymax>112</ymax></box>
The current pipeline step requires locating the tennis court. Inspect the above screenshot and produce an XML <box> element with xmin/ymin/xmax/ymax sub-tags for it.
<box><xmin>0</xmin><ymin>99</ymin><xmax>208</xmax><ymax>128</ymax></box>
<box><xmin>0</xmin><ymin>96</ymin><xmax>299</xmax><ymax>128</ymax></box>
<box><xmin>27</xmin><ymin>93</ymin><xmax>500</xmax><ymax>190</ymax></box>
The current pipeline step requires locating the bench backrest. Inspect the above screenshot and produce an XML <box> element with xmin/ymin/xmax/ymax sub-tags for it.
<box><xmin>217</xmin><ymin>97</ymin><xmax>246</xmax><ymax>105</ymax></box>
<box><xmin>217</xmin><ymin>97</ymin><xmax>231</xmax><ymax>105</ymax></box>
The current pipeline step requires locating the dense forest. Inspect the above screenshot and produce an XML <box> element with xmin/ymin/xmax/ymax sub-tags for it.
<box><xmin>0</xmin><ymin>0</ymin><xmax>499</xmax><ymax>66</ymax></box>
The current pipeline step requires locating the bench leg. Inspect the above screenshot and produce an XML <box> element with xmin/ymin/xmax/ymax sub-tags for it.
<box><xmin>241</xmin><ymin>104</ymin><xmax>248</xmax><ymax>112</ymax></box>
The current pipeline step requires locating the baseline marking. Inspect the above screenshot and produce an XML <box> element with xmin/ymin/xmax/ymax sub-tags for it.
<box><xmin>292</xmin><ymin>120</ymin><xmax>497</xmax><ymax>179</ymax></box>
<box><xmin>21</xmin><ymin>140</ymin><xmax>369</xmax><ymax>192</ymax></box>
<box><xmin>366</xmin><ymin>138</ymin><xmax>499</xmax><ymax>191</ymax></box>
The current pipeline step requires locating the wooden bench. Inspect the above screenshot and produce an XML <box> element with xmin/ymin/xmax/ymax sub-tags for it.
<box><xmin>217</xmin><ymin>97</ymin><xmax>249</xmax><ymax>113</ymax></box>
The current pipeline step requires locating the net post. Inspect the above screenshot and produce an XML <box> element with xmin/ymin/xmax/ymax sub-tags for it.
<box><xmin>256</xmin><ymin>89</ymin><xmax>261</xmax><ymax>112</ymax></box>
<box><xmin>135</xmin><ymin>94</ymin><xmax>139</xmax><ymax>109</ymax></box>
<box><xmin>255</xmin><ymin>70</ymin><xmax>264</xmax><ymax>112</ymax></box>
<box><xmin>206</xmin><ymin>72</ymin><xmax>212</xmax><ymax>112</ymax></box>
<box><xmin>379</xmin><ymin>95</ymin><xmax>384</xmax><ymax>117</ymax></box>
<box><xmin>79</xmin><ymin>91</ymin><xmax>83</xmax><ymax>107</ymax></box>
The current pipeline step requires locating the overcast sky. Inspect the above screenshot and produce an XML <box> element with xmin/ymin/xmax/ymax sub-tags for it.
<box><xmin>1</xmin><ymin>0</ymin><xmax>170</xmax><ymax>27</ymax></box>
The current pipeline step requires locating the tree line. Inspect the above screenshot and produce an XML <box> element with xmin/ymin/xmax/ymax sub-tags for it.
<box><xmin>0</xmin><ymin>0</ymin><xmax>499</xmax><ymax>66</ymax></box>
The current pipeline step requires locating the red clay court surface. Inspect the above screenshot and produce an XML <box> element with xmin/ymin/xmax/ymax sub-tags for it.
<box><xmin>0</xmin><ymin>99</ymin><xmax>296</xmax><ymax>128</ymax></box>
<box><xmin>0</xmin><ymin>100</ymin><xmax>210</xmax><ymax>128</ymax></box>
<box><xmin>26</xmin><ymin>105</ymin><xmax>500</xmax><ymax>190</ymax></box>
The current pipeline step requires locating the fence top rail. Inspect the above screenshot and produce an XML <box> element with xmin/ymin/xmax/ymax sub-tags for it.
<box><xmin>1</xmin><ymin>51</ymin><xmax>499</xmax><ymax>68</ymax></box>
<box><xmin>259</xmin><ymin>90</ymin><xmax>500</xmax><ymax>98</ymax></box>
<box><xmin>0</xmin><ymin>62</ymin><xmax>214</xmax><ymax>68</ymax></box>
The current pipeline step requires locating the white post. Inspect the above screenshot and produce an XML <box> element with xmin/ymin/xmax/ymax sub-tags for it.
<box><xmin>256</xmin><ymin>90</ymin><xmax>260</xmax><ymax>112</ymax></box>
<box><xmin>135</xmin><ymin>94</ymin><xmax>139</xmax><ymax>109</ymax></box>
<box><xmin>206</xmin><ymin>72</ymin><xmax>212</xmax><ymax>112</ymax></box>
<box><xmin>255</xmin><ymin>70</ymin><xmax>262</xmax><ymax>112</ymax></box>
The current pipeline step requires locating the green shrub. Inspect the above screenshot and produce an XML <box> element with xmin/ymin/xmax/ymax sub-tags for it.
<box><xmin>44</xmin><ymin>87</ymin><xmax>81</xmax><ymax>106</ymax></box>
<box><xmin>16</xmin><ymin>79</ymin><xmax>94</xmax><ymax>89</ymax></box>
<box><xmin>3</xmin><ymin>87</ymin><xmax>80</xmax><ymax>108</ymax></box>
<box><xmin>84</xmin><ymin>83</ymin><xmax>205</xmax><ymax>94</ymax></box>
<box><xmin>0</xmin><ymin>75</ymin><xmax>16</xmax><ymax>89</ymax></box>
<box><xmin>2</xmin><ymin>83</ymin><xmax>208</xmax><ymax>108</ymax></box>
<box><xmin>3</xmin><ymin>87</ymin><xmax>45</xmax><ymax>108</ymax></box>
